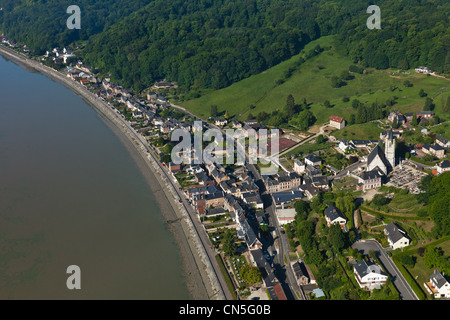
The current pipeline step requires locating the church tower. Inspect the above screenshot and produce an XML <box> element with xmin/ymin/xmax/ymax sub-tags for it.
<box><xmin>384</xmin><ymin>129</ymin><xmax>396</xmax><ymax>169</ymax></box>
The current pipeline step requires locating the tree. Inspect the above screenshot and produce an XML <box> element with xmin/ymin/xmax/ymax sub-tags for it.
<box><xmin>419</xmin><ymin>89</ymin><xmax>427</xmax><ymax>97</ymax></box>
<box><xmin>424</xmin><ymin>97</ymin><xmax>434</xmax><ymax>111</ymax></box>
<box><xmin>324</xmin><ymin>100</ymin><xmax>331</xmax><ymax>108</ymax></box>
<box><xmin>295</xmin><ymin>200</ymin><xmax>310</xmax><ymax>221</ymax></box>
<box><xmin>222</xmin><ymin>229</ymin><xmax>235</xmax><ymax>256</ymax></box>
<box><xmin>403</xmin><ymin>80</ymin><xmax>413</xmax><ymax>87</ymax></box>
<box><xmin>210</xmin><ymin>105</ymin><xmax>218</xmax><ymax>117</ymax></box>
<box><xmin>411</xmin><ymin>112</ymin><xmax>418</xmax><ymax>126</ymax></box>
<box><xmin>327</xmin><ymin>223</ymin><xmax>346</xmax><ymax>252</ymax></box>
<box><xmin>286</xmin><ymin>94</ymin><xmax>297</xmax><ymax>117</ymax></box>
<box><xmin>240</xmin><ymin>265</ymin><xmax>262</xmax><ymax>285</ymax></box>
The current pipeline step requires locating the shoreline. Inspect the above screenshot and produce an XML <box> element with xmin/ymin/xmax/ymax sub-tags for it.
<box><xmin>0</xmin><ymin>45</ymin><xmax>225</xmax><ymax>300</ymax></box>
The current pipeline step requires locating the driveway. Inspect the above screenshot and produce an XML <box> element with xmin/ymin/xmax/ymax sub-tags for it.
<box><xmin>352</xmin><ymin>240</ymin><xmax>418</xmax><ymax>300</ymax></box>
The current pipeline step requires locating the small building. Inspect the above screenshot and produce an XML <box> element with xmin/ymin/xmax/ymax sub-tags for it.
<box><xmin>415</xmin><ymin>66</ymin><xmax>431</xmax><ymax>74</ymax></box>
<box><xmin>272</xmin><ymin>189</ymin><xmax>303</xmax><ymax>209</ymax></box>
<box><xmin>354</xmin><ymin>259</ymin><xmax>388</xmax><ymax>290</ymax></box>
<box><xmin>436</xmin><ymin>160</ymin><xmax>450</xmax><ymax>175</ymax></box>
<box><xmin>436</xmin><ymin>135</ymin><xmax>450</xmax><ymax>149</ymax></box>
<box><xmin>304</xmin><ymin>154</ymin><xmax>322</xmax><ymax>167</ymax></box>
<box><xmin>169</xmin><ymin>162</ymin><xmax>181</xmax><ymax>173</ymax></box>
<box><xmin>276</xmin><ymin>208</ymin><xmax>297</xmax><ymax>226</ymax></box>
<box><xmin>422</xmin><ymin>143</ymin><xmax>445</xmax><ymax>159</ymax></box>
<box><xmin>292</xmin><ymin>261</ymin><xmax>309</xmax><ymax>286</ymax></box>
<box><xmin>330</xmin><ymin>116</ymin><xmax>346</xmax><ymax>130</ymax></box>
<box><xmin>214</xmin><ymin>117</ymin><xmax>228</xmax><ymax>127</ymax></box>
<box><xmin>424</xmin><ymin>270</ymin><xmax>450</xmax><ymax>299</ymax></box>
<box><xmin>384</xmin><ymin>223</ymin><xmax>410</xmax><ymax>250</ymax></box>
<box><xmin>293</xmin><ymin>159</ymin><xmax>306</xmax><ymax>174</ymax></box>
<box><xmin>324</xmin><ymin>205</ymin><xmax>347</xmax><ymax>229</ymax></box>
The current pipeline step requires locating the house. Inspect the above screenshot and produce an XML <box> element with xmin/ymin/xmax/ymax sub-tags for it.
<box><xmin>241</xmin><ymin>191</ymin><xmax>264</xmax><ymax>210</ymax></box>
<box><xmin>354</xmin><ymin>259</ymin><xmax>388</xmax><ymax>290</ymax></box>
<box><xmin>312</xmin><ymin>175</ymin><xmax>329</xmax><ymax>190</ymax></box>
<box><xmin>169</xmin><ymin>162</ymin><xmax>181</xmax><ymax>173</ymax></box>
<box><xmin>384</xmin><ymin>223</ymin><xmax>410</xmax><ymax>250</ymax></box>
<box><xmin>357</xmin><ymin>167</ymin><xmax>384</xmax><ymax>191</ymax></box>
<box><xmin>272</xmin><ymin>189</ymin><xmax>303</xmax><ymax>209</ymax></box>
<box><xmin>338</xmin><ymin>139</ymin><xmax>355</xmax><ymax>153</ymax></box>
<box><xmin>293</xmin><ymin>159</ymin><xmax>306</xmax><ymax>174</ymax></box>
<box><xmin>417</xmin><ymin>111</ymin><xmax>434</xmax><ymax>119</ymax></box>
<box><xmin>263</xmin><ymin>172</ymin><xmax>302</xmax><ymax>193</ymax></box>
<box><xmin>424</xmin><ymin>270</ymin><xmax>450</xmax><ymax>299</ymax></box>
<box><xmin>232</xmin><ymin>119</ymin><xmax>242</xmax><ymax>129</ymax></box>
<box><xmin>422</xmin><ymin>143</ymin><xmax>445</xmax><ymax>159</ymax></box>
<box><xmin>292</xmin><ymin>261</ymin><xmax>309</xmax><ymax>286</ymax></box>
<box><xmin>214</xmin><ymin>117</ymin><xmax>228</xmax><ymax>127</ymax></box>
<box><xmin>415</xmin><ymin>66</ymin><xmax>431</xmax><ymax>74</ymax></box>
<box><xmin>436</xmin><ymin>135</ymin><xmax>450</xmax><ymax>149</ymax></box>
<box><xmin>276</xmin><ymin>208</ymin><xmax>297</xmax><ymax>226</ymax></box>
<box><xmin>205</xmin><ymin>191</ymin><xmax>225</xmax><ymax>208</ymax></box>
<box><xmin>329</xmin><ymin>116</ymin><xmax>346</xmax><ymax>129</ymax></box>
<box><xmin>304</xmin><ymin>154</ymin><xmax>322</xmax><ymax>167</ymax></box>
<box><xmin>349</xmin><ymin>139</ymin><xmax>379</xmax><ymax>149</ymax></box>
<box><xmin>436</xmin><ymin>160</ymin><xmax>450</xmax><ymax>175</ymax></box>
<box><xmin>153</xmin><ymin>81</ymin><xmax>174</xmax><ymax>89</ymax></box>
<box><xmin>324</xmin><ymin>205</ymin><xmax>347</xmax><ymax>229</ymax></box>
<box><xmin>299</xmin><ymin>183</ymin><xmax>318</xmax><ymax>200</ymax></box>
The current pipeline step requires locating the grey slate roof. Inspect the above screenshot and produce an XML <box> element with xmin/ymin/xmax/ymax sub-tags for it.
<box><xmin>384</xmin><ymin>222</ymin><xmax>409</xmax><ymax>244</ymax></box>
<box><xmin>354</xmin><ymin>260</ymin><xmax>386</xmax><ymax>278</ymax></box>
<box><xmin>367</xmin><ymin>145</ymin><xmax>389</xmax><ymax>169</ymax></box>
<box><xmin>324</xmin><ymin>205</ymin><xmax>346</xmax><ymax>222</ymax></box>
<box><xmin>431</xmin><ymin>270</ymin><xmax>448</xmax><ymax>289</ymax></box>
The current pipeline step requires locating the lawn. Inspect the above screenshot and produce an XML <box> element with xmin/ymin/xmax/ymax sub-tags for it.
<box><xmin>332</xmin><ymin>122</ymin><xmax>384</xmax><ymax>140</ymax></box>
<box><xmin>180</xmin><ymin>35</ymin><xmax>450</xmax><ymax>128</ymax></box>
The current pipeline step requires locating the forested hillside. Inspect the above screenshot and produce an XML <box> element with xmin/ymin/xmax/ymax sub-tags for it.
<box><xmin>1</xmin><ymin>0</ymin><xmax>448</xmax><ymax>93</ymax></box>
<box><xmin>0</xmin><ymin>0</ymin><xmax>152</xmax><ymax>54</ymax></box>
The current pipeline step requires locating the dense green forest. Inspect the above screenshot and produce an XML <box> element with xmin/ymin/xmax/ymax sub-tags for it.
<box><xmin>0</xmin><ymin>0</ymin><xmax>152</xmax><ymax>54</ymax></box>
<box><xmin>1</xmin><ymin>0</ymin><xmax>449</xmax><ymax>93</ymax></box>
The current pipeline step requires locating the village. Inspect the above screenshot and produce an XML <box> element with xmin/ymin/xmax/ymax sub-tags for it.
<box><xmin>1</xmin><ymin>35</ymin><xmax>449</xmax><ymax>301</ymax></box>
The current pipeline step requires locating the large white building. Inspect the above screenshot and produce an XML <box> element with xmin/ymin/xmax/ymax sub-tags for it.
<box><xmin>354</xmin><ymin>260</ymin><xmax>388</xmax><ymax>290</ymax></box>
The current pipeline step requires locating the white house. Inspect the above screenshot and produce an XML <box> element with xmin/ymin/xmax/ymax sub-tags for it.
<box><xmin>338</xmin><ymin>140</ymin><xmax>354</xmax><ymax>153</ymax></box>
<box><xmin>330</xmin><ymin>116</ymin><xmax>346</xmax><ymax>130</ymax></box>
<box><xmin>436</xmin><ymin>160</ymin><xmax>450</xmax><ymax>175</ymax></box>
<box><xmin>324</xmin><ymin>205</ymin><xmax>347</xmax><ymax>229</ymax></box>
<box><xmin>354</xmin><ymin>260</ymin><xmax>388</xmax><ymax>290</ymax></box>
<box><xmin>293</xmin><ymin>159</ymin><xmax>305</xmax><ymax>174</ymax></box>
<box><xmin>424</xmin><ymin>270</ymin><xmax>450</xmax><ymax>299</ymax></box>
<box><xmin>384</xmin><ymin>223</ymin><xmax>410</xmax><ymax>250</ymax></box>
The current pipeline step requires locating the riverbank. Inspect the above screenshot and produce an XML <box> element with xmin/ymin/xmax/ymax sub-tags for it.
<box><xmin>0</xmin><ymin>45</ymin><xmax>225</xmax><ymax>300</ymax></box>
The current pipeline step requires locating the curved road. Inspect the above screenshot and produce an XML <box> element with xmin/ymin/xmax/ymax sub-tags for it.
<box><xmin>352</xmin><ymin>239</ymin><xmax>418</xmax><ymax>300</ymax></box>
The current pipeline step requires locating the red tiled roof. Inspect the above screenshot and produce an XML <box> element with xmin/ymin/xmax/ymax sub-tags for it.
<box><xmin>330</xmin><ymin>116</ymin><xmax>344</xmax><ymax>123</ymax></box>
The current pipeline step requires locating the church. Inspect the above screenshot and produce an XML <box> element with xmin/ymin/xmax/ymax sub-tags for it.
<box><xmin>357</xmin><ymin>129</ymin><xmax>396</xmax><ymax>191</ymax></box>
<box><xmin>366</xmin><ymin>129</ymin><xmax>396</xmax><ymax>175</ymax></box>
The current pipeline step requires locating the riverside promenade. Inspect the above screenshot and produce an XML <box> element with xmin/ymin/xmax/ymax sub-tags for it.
<box><xmin>0</xmin><ymin>45</ymin><xmax>229</xmax><ymax>300</ymax></box>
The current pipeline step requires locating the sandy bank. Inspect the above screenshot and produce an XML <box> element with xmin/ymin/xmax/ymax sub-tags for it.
<box><xmin>0</xmin><ymin>45</ymin><xmax>225</xmax><ymax>300</ymax></box>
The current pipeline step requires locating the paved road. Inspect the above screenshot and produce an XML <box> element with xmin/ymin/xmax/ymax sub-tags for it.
<box><xmin>352</xmin><ymin>239</ymin><xmax>418</xmax><ymax>300</ymax></box>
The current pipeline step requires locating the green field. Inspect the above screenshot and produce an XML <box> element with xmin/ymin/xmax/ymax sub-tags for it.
<box><xmin>180</xmin><ymin>35</ymin><xmax>450</xmax><ymax>128</ymax></box>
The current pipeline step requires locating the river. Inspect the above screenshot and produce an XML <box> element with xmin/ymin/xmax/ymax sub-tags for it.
<box><xmin>0</xmin><ymin>53</ymin><xmax>190</xmax><ymax>299</ymax></box>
